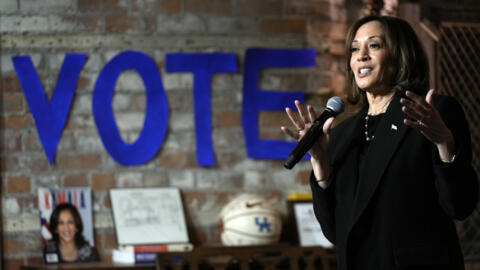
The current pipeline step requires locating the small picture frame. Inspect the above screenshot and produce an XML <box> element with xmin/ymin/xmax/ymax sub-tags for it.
<box><xmin>289</xmin><ymin>199</ymin><xmax>333</xmax><ymax>247</ymax></box>
<box><xmin>109</xmin><ymin>187</ymin><xmax>189</xmax><ymax>246</ymax></box>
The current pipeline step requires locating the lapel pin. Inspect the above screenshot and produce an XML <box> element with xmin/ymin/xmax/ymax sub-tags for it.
<box><xmin>391</xmin><ymin>124</ymin><xmax>397</xmax><ymax>131</ymax></box>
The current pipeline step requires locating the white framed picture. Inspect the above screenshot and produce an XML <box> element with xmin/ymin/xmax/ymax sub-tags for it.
<box><xmin>293</xmin><ymin>202</ymin><xmax>333</xmax><ymax>248</ymax></box>
<box><xmin>109</xmin><ymin>187</ymin><xmax>189</xmax><ymax>245</ymax></box>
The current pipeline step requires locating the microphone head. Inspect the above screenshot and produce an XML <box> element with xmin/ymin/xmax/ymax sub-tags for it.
<box><xmin>326</xmin><ymin>96</ymin><xmax>344</xmax><ymax>115</ymax></box>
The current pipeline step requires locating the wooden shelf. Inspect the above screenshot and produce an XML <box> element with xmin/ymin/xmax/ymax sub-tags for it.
<box><xmin>22</xmin><ymin>245</ymin><xmax>337</xmax><ymax>270</ymax></box>
<box><xmin>21</xmin><ymin>262</ymin><xmax>155</xmax><ymax>270</ymax></box>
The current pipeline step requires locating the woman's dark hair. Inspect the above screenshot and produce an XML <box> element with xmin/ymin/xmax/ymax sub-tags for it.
<box><xmin>49</xmin><ymin>203</ymin><xmax>86</xmax><ymax>248</ymax></box>
<box><xmin>345</xmin><ymin>15</ymin><xmax>429</xmax><ymax>104</ymax></box>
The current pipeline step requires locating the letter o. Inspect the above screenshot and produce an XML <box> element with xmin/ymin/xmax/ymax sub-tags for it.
<box><xmin>93</xmin><ymin>50</ymin><xmax>168</xmax><ymax>165</ymax></box>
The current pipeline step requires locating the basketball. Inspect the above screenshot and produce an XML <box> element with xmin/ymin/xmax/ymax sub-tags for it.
<box><xmin>219</xmin><ymin>194</ymin><xmax>282</xmax><ymax>246</ymax></box>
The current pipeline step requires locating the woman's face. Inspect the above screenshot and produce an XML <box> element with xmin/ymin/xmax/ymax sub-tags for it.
<box><xmin>349</xmin><ymin>20</ymin><xmax>393</xmax><ymax>94</ymax></box>
<box><xmin>57</xmin><ymin>210</ymin><xmax>76</xmax><ymax>244</ymax></box>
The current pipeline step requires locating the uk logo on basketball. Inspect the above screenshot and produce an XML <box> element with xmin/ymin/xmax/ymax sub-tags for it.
<box><xmin>254</xmin><ymin>217</ymin><xmax>272</xmax><ymax>233</ymax></box>
<box><xmin>219</xmin><ymin>194</ymin><xmax>282</xmax><ymax>246</ymax></box>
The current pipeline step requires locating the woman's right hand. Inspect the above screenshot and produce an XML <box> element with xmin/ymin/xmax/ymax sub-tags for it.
<box><xmin>280</xmin><ymin>100</ymin><xmax>334</xmax><ymax>188</ymax></box>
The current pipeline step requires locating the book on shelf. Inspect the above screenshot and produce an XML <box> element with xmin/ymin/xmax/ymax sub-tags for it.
<box><xmin>132</xmin><ymin>242</ymin><xmax>194</xmax><ymax>253</ymax></box>
<box><xmin>113</xmin><ymin>243</ymin><xmax>194</xmax><ymax>264</ymax></box>
<box><xmin>134</xmin><ymin>252</ymin><xmax>157</xmax><ymax>264</ymax></box>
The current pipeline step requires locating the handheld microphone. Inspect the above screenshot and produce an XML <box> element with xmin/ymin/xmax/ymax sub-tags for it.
<box><xmin>284</xmin><ymin>96</ymin><xmax>344</xmax><ymax>169</ymax></box>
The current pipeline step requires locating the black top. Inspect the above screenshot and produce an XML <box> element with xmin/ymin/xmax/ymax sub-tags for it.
<box><xmin>310</xmin><ymin>94</ymin><xmax>478</xmax><ymax>270</ymax></box>
<box><xmin>43</xmin><ymin>240</ymin><xmax>98</xmax><ymax>264</ymax></box>
<box><xmin>353</xmin><ymin>112</ymin><xmax>385</xmax><ymax>207</ymax></box>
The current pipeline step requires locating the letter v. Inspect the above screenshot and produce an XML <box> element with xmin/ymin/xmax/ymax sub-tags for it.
<box><xmin>12</xmin><ymin>53</ymin><xmax>87</xmax><ymax>164</ymax></box>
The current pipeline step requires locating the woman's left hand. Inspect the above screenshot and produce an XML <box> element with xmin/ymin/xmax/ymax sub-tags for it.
<box><xmin>400</xmin><ymin>89</ymin><xmax>456</xmax><ymax>162</ymax></box>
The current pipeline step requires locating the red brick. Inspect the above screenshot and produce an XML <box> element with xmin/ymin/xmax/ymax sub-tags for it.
<box><xmin>78</xmin><ymin>0</ymin><xmax>102</xmax><ymax>12</ymax></box>
<box><xmin>183</xmin><ymin>191</ymin><xmax>206</xmax><ymax>208</ymax></box>
<box><xmin>27</xmin><ymin>257</ymin><xmax>44</xmax><ymax>265</ymax></box>
<box><xmin>315</xmin><ymin>54</ymin><xmax>332</xmax><ymax>71</ymax></box>
<box><xmin>132</xmin><ymin>0</ymin><xmax>154</xmax><ymax>11</ymax></box>
<box><xmin>2</xmin><ymin>94</ymin><xmax>24</xmax><ymax>113</ymax></box>
<box><xmin>94</xmin><ymin>236</ymin><xmax>112</xmax><ymax>260</ymax></box>
<box><xmin>285</xmin><ymin>0</ymin><xmax>330</xmax><ymax>17</ymax></box>
<box><xmin>64</xmin><ymin>114</ymin><xmax>90</xmax><ymax>131</ymax></box>
<box><xmin>215</xmin><ymin>111</ymin><xmax>241</xmax><ymax>127</ymax></box>
<box><xmin>216</xmin><ymin>152</ymin><xmax>242</xmax><ymax>168</ymax></box>
<box><xmin>3</xmin><ymin>237</ymin><xmax>26</xmax><ymax>253</ymax></box>
<box><xmin>2</xmin><ymin>75</ymin><xmax>22</xmax><ymax>93</ymax></box>
<box><xmin>10</xmin><ymin>155</ymin><xmax>50</xmax><ymax>173</ymax></box>
<box><xmin>261</xmin><ymin>19</ymin><xmax>307</xmax><ymax>34</ymax></box>
<box><xmin>214</xmin><ymin>191</ymin><xmax>236</xmax><ymax>205</ymax></box>
<box><xmin>329</xmin><ymin>23</ymin><xmax>347</xmax><ymax>41</ymax></box>
<box><xmin>24</xmin><ymin>132</ymin><xmax>43</xmax><ymax>151</ymax></box>
<box><xmin>0</xmin><ymin>115</ymin><xmax>33</xmax><ymax>130</ymax></box>
<box><xmin>104</xmin><ymin>195</ymin><xmax>112</xmax><ymax>208</ymax></box>
<box><xmin>0</xmin><ymin>156</ymin><xmax>20</xmax><ymax>172</ymax></box>
<box><xmin>27</xmin><ymin>157</ymin><xmax>51</xmax><ymax>172</ymax></box>
<box><xmin>17</xmin><ymin>197</ymin><xmax>39</xmax><ymax>220</ymax></box>
<box><xmin>0</xmin><ymin>132</ymin><xmax>21</xmax><ymax>152</ymax></box>
<box><xmin>159</xmin><ymin>152</ymin><xmax>196</xmax><ymax>169</ymax></box>
<box><xmin>260</xmin><ymin>73</ymin><xmax>309</xmax><ymax>90</ymax></box>
<box><xmin>330</xmin><ymin>73</ymin><xmax>346</xmax><ymax>97</ymax></box>
<box><xmin>104</xmin><ymin>0</ymin><xmax>128</xmax><ymax>13</ymax></box>
<box><xmin>106</xmin><ymin>15</ymin><xmax>144</xmax><ymax>32</ymax></box>
<box><xmin>3</xmin><ymin>258</ymin><xmax>24</xmax><ymax>270</ymax></box>
<box><xmin>259</xmin><ymin>111</ymin><xmax>291</xmax><ymax>127</ymax></box>
<box><xmin>272</xmin><ymin>159</ymin><xmax>287</xmax><ymax>169</ymax></box>
<box><xmin>208</xmin><ymin>224</ymin><xmax>221</xmax><ymax>244</ymax></box>
<box><xmin>259</xmin><ymin>128</ymin><xmax>285</xmax><ymax>140</ymax></box>
<box><xmin>131</xmin><ymin>94</ymin><xmax>147</xmax><ymax>110</ymax></box>
<box><xmin>92</xmin><ymin>173</ymin><xmax>115</xmax><ymax>191</ymax></box>
<box><xmin>56</xmin><ymin>154</ymin><xmax>101</xmax><ymax>170</ymax></box>
<box><xmin>64</xmin><ymin>174</ymin><xmax>88</xmax><ymax>187</ymax></box>
<box><xmin>77</xmin><ymin>15</ymin><xmax>103</xmax><ymax>32</ymax></box>
<box><xmin>102</xmin><ymin>253</ymin><xmax>113</xmax><ymax>262</ymax></box>
<box><xmin>190</xmin><ymin>227</ymin><xmax>207</xmax><ymax>245</ymax></box>
<box><xmin>310</xmin><ymin>75</ymin><xmax>331</xmax><ymax>93</ymax></box>
<box><xmin>266</xmin><ymin>190</ymin><xmax>282</xmax><ymax>201</ymax></box>
<box><xmin>142</xmin><ymin>16</ymin><xmax>156</xmax><ymax>32</ymax></box>
<box><xmin>309</xmin><ymin>20</ymin><xmax>332</xmax><ymax>37</ymax></box>
<box><xmin>185</xmin><ymin>0</ymin><xmax>232</xmax><ymax>15</ymax></box>
<box><xmin>330</xmin><ymin>39</ymin><xmax>345</xmax><ymax>56</ymax></box>
<box><xmin>298</xmin><ymin>170</ymin><xmax>311</xmax><ymax>185</ymax></box>
<box><xmin>155</xmin><ymin>0</ymin><xmax>181</xmax><ymax>13</ymax></box>
<box><xmin>7</xmin><ymin>176</ymin><xmax>31</xmax><ymax>193</ymax></box>
<box><xmin>237</xmin><ymin>0</ymin><xmax>283</xmax><ymax>15</ymax></box>
<box><xmin>94</xmin><ymin>233</ymin><xmax>102</xmax><ymax>248</ymax></box>
<box><xmin>103</xmin><ymin>232</ymin><xmax>117</xmax><ymax>249</ymax></box>
<box><xmin>77</xmin><ymin>76</ymin><xmax>90</xmax><ymax>90</ymax></box>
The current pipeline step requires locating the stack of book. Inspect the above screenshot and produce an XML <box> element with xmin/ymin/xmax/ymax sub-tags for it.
<box><xmin>113</xmin><ymin>243</ymin><xmax>193</xmax><ymax>264</ymax></box>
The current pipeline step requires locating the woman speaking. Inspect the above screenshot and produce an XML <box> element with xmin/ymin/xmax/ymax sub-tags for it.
<box><xmin>281</xmin><ymin>16</ymin><xmax>478</xmax><ymax>269</ymax></box>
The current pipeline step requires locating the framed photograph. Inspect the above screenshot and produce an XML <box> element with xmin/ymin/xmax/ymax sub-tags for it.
<box><xmin>109</xmin><ymin>187</ymin><xmax>189</xmax><ymax>246</ymax></box>
<box><xmin>38</xmin><ymin>187</ymin><xmax>94</xmax><ymax>263</ymax></box>
<box><xmin>38</xmin><ymin>187</ymin><xmax>94</xmax><ymax>246</ymax></box>
<box><xmin>290</xmin><ymin>200</ymin><xmax>333</xmax><ymax>248</ymax></box>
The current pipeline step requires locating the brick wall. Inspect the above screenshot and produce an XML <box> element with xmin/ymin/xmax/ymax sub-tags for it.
<box><xmin>0</xmin><ymin>0</ymin><xmax>344</xmax><ymax>267</ymax></box>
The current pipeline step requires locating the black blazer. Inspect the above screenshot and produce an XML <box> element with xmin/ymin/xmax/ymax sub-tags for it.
<box><xmin>310</xmin><ymin>93</ymin><xmax>478</xmax><ymax>270</ymax></box>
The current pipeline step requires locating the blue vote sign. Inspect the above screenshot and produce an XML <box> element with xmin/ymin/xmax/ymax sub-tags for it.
<box><xmin>12</xmin><ymin>49</ymin><xmax>315</xmax><ymax>166</ymax></box>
